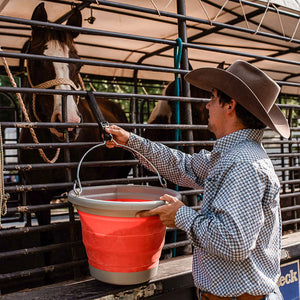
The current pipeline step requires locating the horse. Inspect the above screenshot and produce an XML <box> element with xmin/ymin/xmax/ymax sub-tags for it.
<box><xmin>19</xmin><ymin>2</ymin><xmax>132</xmax><ymax>228</ymax></box>
<box><xmin>144</xmin><ymin>62</ymin><xmax>225</xmax><ymax>153</ymax></box>
<box><xmin>142</xmin><ymin>63</ymin><xmax>225</xmax><ymax>188</ymax></box>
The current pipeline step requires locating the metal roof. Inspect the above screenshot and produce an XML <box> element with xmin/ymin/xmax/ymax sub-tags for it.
<box><xmin>0</xmin><ymin>0</ymin><xmax>299</xmax><ymax>94</ymax></box>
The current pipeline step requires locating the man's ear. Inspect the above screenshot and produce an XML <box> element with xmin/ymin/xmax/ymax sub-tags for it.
<box><xmin>227</xmin><ymin>99</ymin><xmax>237</xmax><ymax>113</ymax></box>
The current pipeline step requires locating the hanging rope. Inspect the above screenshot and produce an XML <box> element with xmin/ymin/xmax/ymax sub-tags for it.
<box><xmin>213</xmin><ymin>0</ymin><xmax>229</xmax><ymax>22</ymax></box>
<box><xmin>0</xmin><ymin>124</ymin><xmax>9</xmax><ymax>229</ymax></box>
<box><xmin>0</xmin><ymin>47</ymin><xmax>61</xmax><ymax>163</ymax></box>
<box><xmin>290</xmin><ymin>18</ymin><xmax>300</xmax><ymax>41</ymax></box>
<box><xmin>174</xmin><ymin>38</ymin><xmax>183</xmax><ymax>145</ymax></box>
<box><xmin>78</xmin><ymin>73</ymin><xmax>86</xmax><ymax>91</ymax></box>
<box><xmin>271</xmin><ymin>3</ymin><xmax>285</xmax><ymax>37</ymax></box>
<box><xmin>239</xmin><ymin>0</ymin><xmax>250</xmax><ymax>29</ymax></box>
<box><xmin>150</xmin><ymin>0</ymin><xmax>161</xmax><ymax>16</ymax></box>
<box><xmin>196</xmin><ymin>0</ymin><xmax>212</xmax><ymax>26</ymax></box>
<box><xmin>255</xmin><ymin>0</ymin><xmax>270</xmax><ymax>34</ymax></box>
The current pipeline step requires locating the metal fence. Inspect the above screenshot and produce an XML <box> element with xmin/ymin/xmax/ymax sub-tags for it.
<box><xmin>0</xmin><ymin>0</ymin><xmax>299</xmax><ymax>294</ymax></box>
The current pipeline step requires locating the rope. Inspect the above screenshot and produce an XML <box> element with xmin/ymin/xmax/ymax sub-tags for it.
<box><xmin>0</xmin><ymin>124</ymin><xmax>9</xmax><ymax>229</ymax></box>
<box><xmin>78</xmin><ymin>73</ymin><xmax>86</xmax><ymax>91</ymax></box>
<box><xmin>196</xmin><ymin>0</ymin><xmax>212</xmax><ymax>25</ymax></box>
<box><xmin>174</xmin><ymin>38</ymin><xmax>183</xmax><ymax>146</ymax></box>
<box><xmin>271</xmin><ymin>3</ymin><xmax>285</xmax><ymax>37</ymax></box>
<box><xmin>150</xmin><ymin>0</ymin><xmax>161</xmax><ymax>16</ymax></box>
<box><xmin>31</xmin><ymin>78</ymin><xmax>78</xmax><ymax>122</ymax></box>
<box><xmin>0</xmin><ymin>47</ymin><xmax>60</xmax><ymax>163</ymax></box>
<box><xmin>213</xmin><ymin>0</ymin><xmax>229</xmax><ymax>22</ymax></box>
<box><xmin>255</xmin><ymin>0</ymin><xmax>270</xmax><ymax>34</ymax></box>
<box><xmin>239</xmin><ymin>0</ymin><xmax>250</xmax><ymax>29</ymax></box>
<box><xmin>290</xmin><ymin>17</ymin><xmax>300</xmax><ymax>41</ymax></box>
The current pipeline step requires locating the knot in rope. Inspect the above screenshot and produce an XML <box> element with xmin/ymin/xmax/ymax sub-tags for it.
<box><xmin>1</xmin><ymin>193</ymin><xmax>9</xmax><ymax>216</ymax></box>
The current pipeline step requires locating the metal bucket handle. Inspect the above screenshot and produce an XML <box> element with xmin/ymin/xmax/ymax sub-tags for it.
<box><xmin>73</xmin><ymin>138</ymin><xmax>167</xmax><ymax>195</ymax></box>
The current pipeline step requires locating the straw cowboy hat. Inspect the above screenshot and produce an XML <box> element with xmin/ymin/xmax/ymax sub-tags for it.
<box><xmin>185</xmin><ymin>60</ymin><xmax>290</xmax><ymax>139</ymax></box>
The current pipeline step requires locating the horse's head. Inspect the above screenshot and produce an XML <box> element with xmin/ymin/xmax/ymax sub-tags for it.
<box><xmin>27</xmin><ymin>3</ymin><xmax>83</xmax><ymax>141</ymax></box>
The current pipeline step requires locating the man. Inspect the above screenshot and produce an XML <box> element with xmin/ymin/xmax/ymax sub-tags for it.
<box><xmin>105</xmin><ymin>60</ymin><xmax>289</xmax><ymax>299</ymax></box>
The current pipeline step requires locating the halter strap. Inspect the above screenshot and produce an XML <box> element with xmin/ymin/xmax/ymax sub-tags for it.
<box><xmin>34</xmin><ymin>78</ymin><xmax>78</xmax><ymax>91</ymax></box>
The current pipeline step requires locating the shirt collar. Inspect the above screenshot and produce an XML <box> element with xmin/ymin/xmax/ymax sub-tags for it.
<box><xmin>213</xmin><ymin>129</ymin><xmax>264</xmax><ymax>154</ymax></box>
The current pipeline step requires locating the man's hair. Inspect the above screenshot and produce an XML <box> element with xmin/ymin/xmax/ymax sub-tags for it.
<box><xmin>217</xmin><ymin>90</ymin><xmax>266</xmax><ymax>129</ymax></box>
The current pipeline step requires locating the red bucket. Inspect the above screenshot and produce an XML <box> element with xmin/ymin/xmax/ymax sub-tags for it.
<box><xmin>68</xmin><ymin>184</ymin><xmax>181</xmax><ymax>285</ymax></box>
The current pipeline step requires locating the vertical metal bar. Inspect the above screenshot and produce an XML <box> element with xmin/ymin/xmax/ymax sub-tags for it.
<box><xmin>177</xmin><ymin>0</ymin><xmax>194</xmax><ymax>155</ymax></box>
<box><xmin>177</xmin><ymin>0</ymin><xmax>197</xmax><ymax>210</ymax></box>
<box><xmin>287</xmin><ymin>108</ymin><xmax>297</xmax><ymax>231</ymax></box>
<box><xmin>62</xmin><ymin>95</ymin><xmax>72</xmax><ymax>183</ymax></box>
<box><xmin>61</xmin><ymin>94</ymin><xmax>80</xmax><ymax>278</ymax></box>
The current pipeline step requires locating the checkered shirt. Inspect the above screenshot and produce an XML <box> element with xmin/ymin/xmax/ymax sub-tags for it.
<box><xmin>128</xmin><ymin>129</ymin><xmax>281</xmax><ymax>297</ymax></box>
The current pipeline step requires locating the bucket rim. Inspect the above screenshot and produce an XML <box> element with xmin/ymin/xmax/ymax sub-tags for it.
<box><xmin>68</xmin><ymin>184</ymin><xmax>181</xmax><ymax>215</ymax></box>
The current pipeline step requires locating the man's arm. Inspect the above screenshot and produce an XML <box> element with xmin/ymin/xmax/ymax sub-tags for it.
<box><xmin>106</xmin><ymin>125</ymin><xmax>210</xmax><ymax>189</ymax></box>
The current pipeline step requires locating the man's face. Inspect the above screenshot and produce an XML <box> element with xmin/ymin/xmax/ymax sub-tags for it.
<box><xmin>206</xmin><ymin>89</ymin><xmax>227</xmax><ymax>139</ymax></box>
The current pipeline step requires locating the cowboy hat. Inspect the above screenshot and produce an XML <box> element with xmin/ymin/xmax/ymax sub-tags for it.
<box><xmin>184</xmin><ymin>60</ymin><xmax>290</xmax><ymax>138</ymax></box>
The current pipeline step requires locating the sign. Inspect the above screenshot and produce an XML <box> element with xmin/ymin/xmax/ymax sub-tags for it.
<box><xmin>279</xmin><ymin>260</ymin><xmax>300</xmax><ymax>300</ymax></box>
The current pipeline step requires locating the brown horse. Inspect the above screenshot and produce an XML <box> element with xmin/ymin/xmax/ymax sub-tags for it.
<box><xmin>142</xmin><ymin>63</ymin><xmax>225</xmax><ymax>190</ymax></box>
<box><xmin>19</xmin><ymin>3</ymin><xmax>132</xmax><ymax>226</ymax></box>
<box><xmin>144</xmin><ymin>62</ymin><xmax>225</xmax><ymax>152</ymax></box>
<box><xmin>144</xmin><ymin>81</ymin><xmax>216</xmax><ymax>153</ymax></box>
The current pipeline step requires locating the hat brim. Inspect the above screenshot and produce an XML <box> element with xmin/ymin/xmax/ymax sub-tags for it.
<box><xmin>185</xmin><ymin>68</ymin><xmax>290</xmax><ymax>139</ymax></box>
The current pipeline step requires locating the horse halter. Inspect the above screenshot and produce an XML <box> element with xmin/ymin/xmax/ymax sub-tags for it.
<box><xmin>26</xmin><ymin>61</ymin><xmax>80</xmax><ymax>139</ymax></box>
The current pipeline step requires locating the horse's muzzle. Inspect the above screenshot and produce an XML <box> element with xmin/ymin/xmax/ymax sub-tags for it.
<box><xmin>50</xmin><ymin>124</ymin><xmax>81</xmax><ymax>142</ymax></box>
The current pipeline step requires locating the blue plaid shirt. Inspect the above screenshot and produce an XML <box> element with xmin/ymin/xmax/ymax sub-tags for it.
<box><xmin>128</xmin><ymin>129</ymin><xmax>281</xmax><ymax>297</ymax></box>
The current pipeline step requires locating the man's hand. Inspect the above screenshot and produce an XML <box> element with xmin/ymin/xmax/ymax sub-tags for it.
<box><xmin>136</xmin><ymin>194</ymin><xmax>184</xmax><ymax>228</ymax></box>
<box><xmin>105</xmin><ymin>125</ymin><xmax>130</xmax><ymax>148</ymax></box>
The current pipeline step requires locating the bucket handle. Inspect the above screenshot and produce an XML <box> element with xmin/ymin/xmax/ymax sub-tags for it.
<box><xmin>73</xmin><ymin>138</ymin><xmax>167</xmax><ymax>195</ymax></box>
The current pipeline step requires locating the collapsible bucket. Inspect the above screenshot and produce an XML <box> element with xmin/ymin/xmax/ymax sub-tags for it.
<box><xmin>68</xmin><ymin>184</ymin><xmax>181</xmax><ymax>285</ymax></box>
<box><xmin>68</xmin><ymin>138</ymin><xmax>181</xmax><ymax>285</ymax></box>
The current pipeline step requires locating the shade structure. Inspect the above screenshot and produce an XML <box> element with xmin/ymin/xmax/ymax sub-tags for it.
<box><xmin>0</xmin><ymin>0</ymin><xmax>299</xmax><ymax>94</ymax></box>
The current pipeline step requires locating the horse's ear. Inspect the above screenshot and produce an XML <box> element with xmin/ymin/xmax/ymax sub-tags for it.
<box><xmin>31</xmin><ymin>2</ymin><xmax>48</xmax><ymax>23</ymax></box>
<box><xmin>217</xmin><ymin>61</ymin><xmax>225</xmax><ymax>69</ymax></box>
<box><xmin>31</xmin><ymin>2</ymin><xmax>47</xmax><ymax>37</ymax></box>
<box><xmin>66</xmin><ymin>9</ymin><xmax>82</xmax><ymax>38</ymax></box>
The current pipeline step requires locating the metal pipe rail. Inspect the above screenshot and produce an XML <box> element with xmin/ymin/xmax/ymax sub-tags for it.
<box><xmin>0</xmin><ymin>122</ymin><xmax>211</xmax><ymax>130</ymax></box>
<box><xmin>0</xmin><ymin>7</ymin><xmax>299</xmax><ymax>45</ymax></box>
<box><xmin>0</xmin><ymin>87</ymin><xmax>299</xmax><ymax>104</ymax></box>
<box><xmin>4</xmin><ymin>165</ymin><xmax>299</xmax><ymax>193</ymax></box>
<box><xmin>3</xmin><ymin>139</ymin><xmax>300</xmax><ymax>151</ymax></box>
<box><xmin>5</xmin><ymin>189</ymin><xmax>205</xmax><ymax>215</ymax></box>
<box><xmin>3</xmin><ymin>154</ymin><xmax>299</xmax><ymax>172</ymax></box>
<box><xmin>1</xmin><ymin>47</ymin><xmax>300</xmax><ymax>72</ymax></box>
<box><xmin>4</xmin><ymin>160</ymin><xmax>139</xmax><ymax>171</ymax></box>
<box><xmin>0</xmin><ymin>260</ymin><xmax>87</xmax><ymax>282</ymax></box>
<box><xmin>82</xmin><ymin>0</ymin><xmax>300</xmax><ymax>22</ymax></box>
<box><xmin>0</xmin><ymin>240</ymin><xmax>82</xmax><ymax>259</ymax></box>
<box><xmin>0</xmin><ymin>221</ymin><xmax>72</xmax><ymax>237</ymax></box>
<box><xmin>4</xmin><ymin>176</ymin><xmax>169</xmax><ymax>193</ymax></box>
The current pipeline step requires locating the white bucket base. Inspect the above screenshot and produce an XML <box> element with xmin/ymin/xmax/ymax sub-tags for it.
<box><xmin>89</xmin><ymin>264</ymin><xmax>158</xmax><ymax>285</ymax></box>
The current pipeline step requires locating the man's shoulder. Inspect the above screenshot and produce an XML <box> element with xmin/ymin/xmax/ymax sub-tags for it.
<box><xmin>226</xmin><ymin>139</ymin><xmax>267</xmax><ymax>162</ymax></box>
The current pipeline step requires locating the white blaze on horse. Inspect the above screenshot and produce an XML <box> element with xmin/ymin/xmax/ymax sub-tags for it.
<box><xmin>43</xmin><ymin>40</ymin><xmax>81</xmax><ymax>125</ymax></box>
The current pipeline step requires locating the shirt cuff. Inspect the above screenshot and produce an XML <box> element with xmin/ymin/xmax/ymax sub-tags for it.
<box><xmin>175</xmin><ymin>205</ymin><xmax>199</xmax><ymax>232</ymax></box>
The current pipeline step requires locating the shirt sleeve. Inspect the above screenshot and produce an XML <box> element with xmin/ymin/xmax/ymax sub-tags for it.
<box><xmin>127</xmin><ymin>133</ymin><xmax>210</xmax><ymax>189</ymax></box>
<box><xmin>175</xmin><ymin>161</ymin><xmax>268</xmax><ymax>261</ymax></box>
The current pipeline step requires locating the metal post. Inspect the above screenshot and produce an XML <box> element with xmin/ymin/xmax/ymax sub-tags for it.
<box><xmin>177</xmin><ymin>0</ymin><xmax>194</xmax><ymax>156</ymax></box>
<box><xmin>62</xmin><ymin>94</ymin><xmax>80</xmax><ymax>279</ymax></box>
